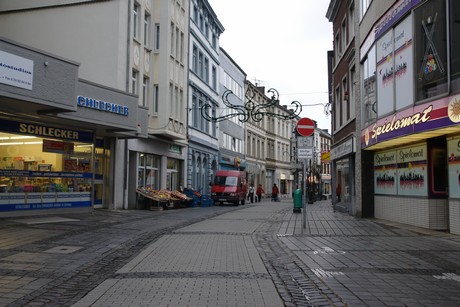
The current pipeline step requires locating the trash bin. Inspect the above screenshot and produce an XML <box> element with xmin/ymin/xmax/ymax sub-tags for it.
<box><xmin>293</xmin><ymin>188</ymin><xmax>302</xmax><ymax>213</ymax></box>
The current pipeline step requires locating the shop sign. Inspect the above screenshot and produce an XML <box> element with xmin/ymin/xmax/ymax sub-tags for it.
<box><xmin>0</xmin><ymin>118</ymin><xmax>94</xmax><ymax>143</ymax></box>
<box><xmin>362</xmin><ymin>94</ymin><xmax>460</xmax><ymax>148</ymax></box>
<box><xmin>360</xmin><ymin>0</ymin><xmax>422</xmax><ymax>61</ymax></box>
<box><xmin>169</xmin><ymin>144</ymin><xmax>181</xmax><ymax>154</ymax></box>
<box><xmin>374</xmin><ymin>144</ymin><xmax>427</xmax><ymax>196</ymax></box>
<box><xmin>321</xmin><ymin>151</ymin><xmax>330</xmax><ymax>161</ymax></box>
<box><xmin>0</xmin><ymin>50</ymin><xmax>33</xmax><ymax>90</ymax></box>
<box><xmin>331</xmin><ymin>138</ymin><xmax>354</xmax><ymax>160</ymax></box>
<box><xmin>0</xmin><ymin>169</ymin><xmax>92</xmax><ymax>178</ymax></box>
<box><xmin>42</xmin><ymin>139</ymin><xmax>74</xmax><ymax>154</ymax></box>
<box><xmin>77</xmin><ymin>95</ymin><xmax>129</xmax><ymax>116</ymax></box>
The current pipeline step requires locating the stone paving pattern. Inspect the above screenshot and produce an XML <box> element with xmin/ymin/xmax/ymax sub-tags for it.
<box><xmin>0</xmin><ymin>198</ymin><xmax>459</xmax><ymax>306</ymax></box>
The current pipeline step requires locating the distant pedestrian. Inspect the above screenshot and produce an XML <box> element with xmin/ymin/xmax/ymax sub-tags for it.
<box><xmin>336</xmin><ymin>183</ymin><xmax>341</xmax><ymax>202</ymax></box>
<box><xmin>272</xmin><ymin>184</ymin><xmax>279</xmax><ymax>202</ymax></box>
<box><xmin>248</xmin><ymin>184</ymin><xmax>255</xmax><ymax>203</ymax></box>
<box><xmin>256</xmin><ymin>184</ymin><xmax>264</xmax><ymax>202</ymax></box>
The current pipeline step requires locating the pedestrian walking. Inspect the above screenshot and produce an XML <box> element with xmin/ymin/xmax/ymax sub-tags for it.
<box><xmin>336</xmin><ymin>183</ymin><xmax>341</xmax><ymax>202</ymax></box>
<box><xmin>272</xmin><ymin>183</ymin><xmax>279</xmax><ymax>202</ymax></box>
<box><xmin>248</xmin><ymin>184</ymin><xmax>255</xmax><ymax>203</ymax></box>
<box><xmin>256</xmin><ymin>184</ymin><xmax>264</xmax><ymax>202</ymax></box>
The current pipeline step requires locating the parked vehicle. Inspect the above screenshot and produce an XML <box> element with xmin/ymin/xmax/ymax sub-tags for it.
<box><xmin>211</xmin><ymin>170</ymin><xmax>247</xmax><ymax>206</ymax></box>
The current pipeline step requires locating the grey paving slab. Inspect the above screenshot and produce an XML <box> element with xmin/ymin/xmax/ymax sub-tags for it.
<box><xmin>72</xmin><ymin>277</ymin><xmax>283</xmax><ymax>307</ymax></box>
<box><xmin>117</xmin><ymin>234</ymin><xmax>266</xmax><ymax>274</ymax></box>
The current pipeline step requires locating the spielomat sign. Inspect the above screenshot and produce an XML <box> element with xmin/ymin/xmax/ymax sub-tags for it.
<box><xmin>362</xmin><ymin>94</ymin><xmax>460</xmax><ymax>148</ymax></box>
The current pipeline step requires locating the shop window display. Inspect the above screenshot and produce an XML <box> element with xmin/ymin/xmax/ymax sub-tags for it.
<box><xmin>0</xmin><ymin>132</ymin><xmax>95</xmax><ymax>211</ymax></box>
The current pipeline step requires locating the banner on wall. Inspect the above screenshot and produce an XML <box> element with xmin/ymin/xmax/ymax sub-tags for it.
<box><xmin>374</xmin><ymin>150</ymin><xmax>397</xmax><ymax>195</ymax></box>
<box><xmin>448</xmin><ymin>138</ymin><xmax>460</xmax><ymax>198</ymax></box>
<box><xmin>376</xmin><ymin>30</ymin><xmax>395</xmax><ymax>116</ymax></box>
<box><xmin>394</xmin><ymin>16</ymin><xmax>413</xmax><ymax>110</ymax></box>
<box><xmin>374</xmin><ymin>144</ymin><xmax>427</xmax><ymax>196</ymax></box>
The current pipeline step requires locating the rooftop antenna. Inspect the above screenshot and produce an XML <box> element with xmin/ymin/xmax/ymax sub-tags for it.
<box><xmin>252</xmin><ymin>78</ymin><xmax>266</xmax><ymax>87</ymax></box>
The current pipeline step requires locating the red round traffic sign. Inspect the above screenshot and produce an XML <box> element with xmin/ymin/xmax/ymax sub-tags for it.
<box><xmin>296</xmin><ymin>117</ymin><xmax>315</xmax><ymax>136</ymax></box>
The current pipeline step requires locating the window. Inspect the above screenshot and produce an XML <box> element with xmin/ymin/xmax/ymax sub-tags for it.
<box><xmin>212</xmin><ymin>33</ymin><xmax>217</xmax><ymax>49</ymax></box>
<box><xmin>348</xmin><ymin>2</ymin><xmax>355</xmax><ymax>40</ymax></box>
<box><xmin>142</xmin><ymin>77</ymin><xmax>149</xmax><ymax>107</ymax></box>
<box><xmin>334</xmin><ymin>87</ymin><xmax>341</xmax><ymax>129</ymax></box>
<box><xmin>350</xmin><ymin>66</ymin><xmax>356</xmax><ymax>118</ymax></box>
<box><xmin>204</xmin><ymin>58</ymin><xmax>209</xmax><ymax>83</ymax></box>
<box><xmin>153</xmin><ymin>84</ymin><xmax>159</xmax><ymax>113</ymax></box>
<box><xmin>193</xmin><ymin>5</ymin><xmax>198</xmax><ymax>22</ymax></box>
<box><xmin>133</xmin><ymin>2</ymin><xmax>140</xmax><ymax>39</ymax></box>
<box><xmin>335</xmin><ymin>33</ymin><xmax>340</xmax><ymax>61</ymax></box>
<box><xmin>414</xmin><ymin>0</ymin><xmax>447</xmax><ymax>101</ymax></box>
<box><xmin>198</xmin><ymin>52</ymin><xmax>204</xmax><ymax>78</ymax></box>
<box><xmin>212</xmin><ymin>66</ymin><xmax>217</xmax><ymax>90</ymax></box>
<box><xmin>169</xmin><ymin>83</ymin><xmax>174</xmax><ymax>118</ymax></box>
<box><xmin>170</xmin><ymin>23</ymin><xmax>174</xmax><ymax>57</ymax></box>
<box><xmin>180</xmin><ymin>32</ymin><xmax>184</xmax><ymax>62</ymax></box>
<box><xmin>451</xmin><ymin>1</ymin><xmax>460</xmax><ymax>93</ymax></box>
<box><xmin>362</xmin><ymin>45</ymin><xmax>376</xmax><ymax>123</ymax></box>
<box><xmin>154</xmin><ymin>24</ymin><xmax>160</xmax><ymax>51</ymax></box>
<box><xmin>144</xmin><ymin>12</ymin><xmax>150</xmax><ymax>47</ymax></box>
<box><xmin>360</xmin><ymin>0</ymin><xmax>372</xmax><ymax>20</ymax></box>
<box><xmin>341</xmin><ymin>19</ymin><xmax>347</xmax><ymax>48</ymax></box>
<box><xmin>175</xmin><ymin>27</ymin><xmax>180</xmax><ymax>59</ymax></box>
<box><xmin>192</xmin><ymin>45</ymin><xmax>198</xmax><ymax>73</ymax></box>
<box><xmin>138</xmin><ymin>153</ymin><xmax>160</xmax><ymax>189</ymax></box>
<box><xmin>131</xmin><ymin>70</ymin><xmax>138</xmax><ymax>95</ymax></box>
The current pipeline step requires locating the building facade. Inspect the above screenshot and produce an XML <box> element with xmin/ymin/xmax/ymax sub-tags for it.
<box><xmin>359</xmin><ymin>0</ymin><xmax>460</xmax><ymax>235</ymax></box>
<box><xmin>187</xmin><ymin>0</ymin><xmax>224</xmax><ymax>195</ymax></box>
<box><xmin>0</xmin><ymin>0</ymin><xmax>192</xmax><ymax>213</ymax></box>
<box><xmin>327</xmin><ymin>0</ymin><xmax>460</xmax><ymax>235</ymax></box>
<box><xmin>217</xmin><ymin>48</ymin><xmax>247</xmax><ymax>173</ymax></box>
<box><xmin>327</xmin><ymin>0</ymin><xmax>361</xmax><ymax>215</ymax></box>
<box><xmin>0</xmin><ymin>0</ymin><xmax>152</xmax><ymax>215</ymax></box>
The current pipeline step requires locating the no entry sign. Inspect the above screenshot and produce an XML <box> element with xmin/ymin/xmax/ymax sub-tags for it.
<box><xmin>296</xmin><ymin>117</ymin><xmax>315</xmax><ymax>137</ymax></box>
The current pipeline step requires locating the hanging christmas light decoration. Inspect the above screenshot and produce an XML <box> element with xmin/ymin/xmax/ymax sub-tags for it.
<box><xmin>201</xmin><ymin>87</ymin><xmax>303</xmax><ymax>123</ymax></box>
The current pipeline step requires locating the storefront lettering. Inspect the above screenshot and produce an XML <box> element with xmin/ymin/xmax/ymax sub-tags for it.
<box><xmin>375</xmin><ymin>153</ymin><xmax>395</xmax><ymax>164</ymax></box>
<box><xmin>77</xmin><ymin>96</ymin><xmax>129</xmax><ymax>116</ymax></box>
<box><xmin>19</xmin><ymin>124</ymin><xmax>79</xmax><ymax>140</ymax></box>
<box><xmin>399</xmin><ymin>148</ymin><xmax>424</xmax><ymax>162</ymax></box>
<box><xmin>371</xmin><ymin>105</ymin><xmax>432</xmax><ymax>139</ymax></box>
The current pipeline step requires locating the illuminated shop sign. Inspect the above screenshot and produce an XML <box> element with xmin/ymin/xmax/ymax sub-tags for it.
<box><xmin>362</xmin><ymin>95</ymin><xmax>460</xmax><ymax>148</ymax></box>
<box><xmin>0</xmin><ymin>118</ymin><xmax>94</xmax><ymax>143</ymax></box>
<box><xmin>77</xmin><ymin>95</ymin><xmax>129</xmax><ymax>116</ymax></box>
<box><xmin>0</xmin><ymin>50</ymin><xmax>33</xmax><ymax>90</ymax></box>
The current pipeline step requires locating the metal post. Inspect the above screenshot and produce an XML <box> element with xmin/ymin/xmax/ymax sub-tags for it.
<box><xmin>302</xmin><ymin>158</ymin><xmax>307</xmax><ymax>229</ymax></box>
<box><xmin>308</xmin><ymin>159</ymin><xmax>314</xmax><ymax>204</ymax></box>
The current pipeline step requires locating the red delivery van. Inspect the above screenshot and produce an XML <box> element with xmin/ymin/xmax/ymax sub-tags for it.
<box><xmin>211</xmin><ymin>170</ymin><xmax>247</xmax><ymax>206</ymax></box>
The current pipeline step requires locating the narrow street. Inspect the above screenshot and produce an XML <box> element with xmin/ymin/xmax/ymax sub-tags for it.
<box><xmin>1</xmin><ymin>198</ymin><xmax>460</xmax><ymax>306</ymax></box>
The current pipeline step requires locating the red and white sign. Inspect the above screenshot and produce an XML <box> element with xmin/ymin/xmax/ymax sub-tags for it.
<box><xmin>296</xmin><ymin>117</ymin><xmax>315</xmax><ymax>137</ymax></box>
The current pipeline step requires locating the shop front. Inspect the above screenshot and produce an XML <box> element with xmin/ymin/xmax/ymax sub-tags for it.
<box><xmin>0</xmin><ymin>37</ymin><xmax>148</xmax><ymax>215</ymax></box>
<box><xmin>362</xmin><ymin>94</ymin><xmax>460</xmax><ymax>234</ymax></box>
<box><xmin>331</xmin><ymin>137</ymin><xmax>355</xmax><ymax>213</ymax></box>
<box><xmin>0</xmin><ymin>119</ymin><xmax>96</xmax><ymax>214</ymax></box>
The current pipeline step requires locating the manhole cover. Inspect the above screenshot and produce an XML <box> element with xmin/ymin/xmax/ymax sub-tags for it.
<box><xmin>44</xmin><ymin>246</ymin><xmax>82</xmax><ymax>254</ymax></box>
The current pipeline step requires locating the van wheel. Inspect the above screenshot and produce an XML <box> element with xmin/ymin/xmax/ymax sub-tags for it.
<box><xmin>241</xmin><ymin>199</ymin><xmax>245</xmax><ymax>205</ymax></box>
<box><xmin>234</xmin><ymin>201</ymin><xmax>239</xmax><ymax>206</ymax></box>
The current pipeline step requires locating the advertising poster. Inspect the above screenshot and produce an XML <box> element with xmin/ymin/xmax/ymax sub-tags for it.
<box><xmin>374</xmin><ymin>150</ymin><xmax>397</xmax><ymax>195</ymax></box>
<box><xmin>447</xmin><ymin>138</ymin><xmax>460</xmax><ymax>198</ymax></box>
<box><xmin>376</xmin><ymin>29</ymin><xmax>395</xmax><ymax>116</ymax></box>
<box><xmin>396</xmin><ymin>144</ymin><xmax>427</xmax><ymax>196</ymax></box>
<box><xmin>394</xmin><ymin>16</ymin><xmax>413</xmax><ymax>110</ymax></box>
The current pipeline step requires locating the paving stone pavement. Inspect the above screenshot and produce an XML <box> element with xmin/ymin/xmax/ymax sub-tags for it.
<box><xmin>0</xmin><ymin>198</ymin><xmax>460</xmax><ymax>306</ymax></box>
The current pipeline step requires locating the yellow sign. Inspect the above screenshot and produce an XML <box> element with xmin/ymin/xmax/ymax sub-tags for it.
<box><xmin>321</xmin><ymin>151</ymin><xmax>330</xmax><ymax>161</ymax></box>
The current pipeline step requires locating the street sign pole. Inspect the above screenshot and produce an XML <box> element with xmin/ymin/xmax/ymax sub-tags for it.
<box><xmin>302</xmin><ymin>158</ymin><xmax>307</xmax><ymax>229</ymax></box>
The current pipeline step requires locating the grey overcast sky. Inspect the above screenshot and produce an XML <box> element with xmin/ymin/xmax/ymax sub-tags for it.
<box><xmin>207</xmin><ymin>0</ymin><xmax>333</xmax><ymax>131</ymax></box>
